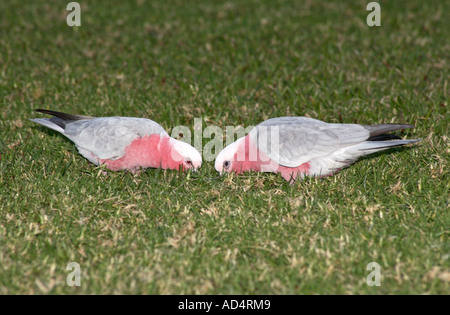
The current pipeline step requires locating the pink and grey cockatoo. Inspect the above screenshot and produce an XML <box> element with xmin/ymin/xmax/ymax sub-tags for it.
<box><xmin>30</xmin><ymin>109</ymin><xmax>202</xmax><ymax>172</ymax></box>
<box><xmin>215</xmin><ymin>117</ymin><xmax>420</xmax><ymax>182</ymax></box>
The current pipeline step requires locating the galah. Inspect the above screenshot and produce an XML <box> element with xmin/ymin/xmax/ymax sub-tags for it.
<box><xmin>30</xmin><ymin>109</ymin><xmax>202</xmax><ymax>172</ymax></box>
<box><xmin>215</xmin><ymin>117</ymin><xmax>421</xmax><ymax>182</ymax></box>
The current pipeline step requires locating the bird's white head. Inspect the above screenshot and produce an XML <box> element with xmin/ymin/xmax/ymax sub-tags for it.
<box><xmin>214</xmin><ymin>139</ymin><xmax>242</xmax><ymax>173</ymax></box>
<box><xmin>170</xmin><ymin>139</ymin><xmax>202</xmax><ymax>171</ymax></box>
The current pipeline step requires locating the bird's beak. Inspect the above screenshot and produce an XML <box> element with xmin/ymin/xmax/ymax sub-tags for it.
<box><xmin>191</xmin><ymin>162</ymin><xmax>202</xmax><ymax>172</ymax></box>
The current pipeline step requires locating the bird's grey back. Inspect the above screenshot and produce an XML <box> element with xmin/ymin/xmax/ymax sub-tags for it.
<box><xmin>63</xmin><ymin>117</ymin><xmax>167</xmax><ymax>159</ymax></box>
<box><xmin>249</xmin><ymin>116</ymin><xmax>370</xmax><ymax>167</ymax></box>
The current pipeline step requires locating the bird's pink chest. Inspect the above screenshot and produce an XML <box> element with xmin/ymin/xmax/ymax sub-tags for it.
<box><xmin>232</xmin><ymin>135</ymin><xmax>310</xmax><ymax>181</ymax></box>
<box><xmin>96</xmin><ymin>134</ymin><xmax>167</xmax><ymax>171</ymax></box>
<box><xmin>277</xmin><ymin>163</ymin><xmax>310</xmax><ymax>182</ymax></box>
<box><xmin>232</xmin><ymin>136</ymin><xmax>275</xmax><ymax>173</ymax></box>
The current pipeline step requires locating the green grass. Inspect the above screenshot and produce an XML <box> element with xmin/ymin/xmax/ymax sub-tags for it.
<box><xmin>0</xmin><ymin>0</ymin><xmax>448</xmax><ymax>294</ymax></box>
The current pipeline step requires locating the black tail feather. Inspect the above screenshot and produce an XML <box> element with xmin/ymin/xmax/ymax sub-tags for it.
<box><xmin>363</xmin><ymin>123</ymin><xmax>414</xmax><ymax>137</ymax></box>
<box><xmin>35</xmin><ymin>109</ymin><xmax>93</xmax><ymax>121</ymax></box>
<box><xmin>48</xmin><ymin>117</ymin><xmax>67</xmax><ymax>129</ymax></box>
<box><xmin>367</xmin><ymin>134</ymin><xmax>402</xmax><ymax>141</ymax></box>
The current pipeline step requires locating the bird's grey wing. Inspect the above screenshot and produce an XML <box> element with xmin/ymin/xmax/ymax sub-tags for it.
<box><xmin>249</xmin><ymin>117</ymin><xmax>370</xmax><ymax>167</ymax></box>
<box><xmin>63</xmin><ymin>117</ymin><xmax>168</xmax><ymax>160</ymax></box>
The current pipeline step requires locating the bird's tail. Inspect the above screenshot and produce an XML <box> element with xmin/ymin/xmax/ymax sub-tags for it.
<box><xmin>363</xmin><ymin>123</ymin><xmax>415</xmax><ymax>139</ymax></box>
<box><xmin>29</xmin><ymin>118</ymin><xmax>65</xmax><ymax>134</ymax></box>
<box><xmin>30</xmin><ymin>109</ymin><xmax>94</xmax><ymax>133</ymax></box>
<box><xmin>356</xmin><ymin>139</ymin><xmax>422</xmax><ymax>154</ymax></box>
<box><xmin>357</xmin><ymin>123</ymin><xmax>421</xmax><ymax>152</ymax></box>
<box><xmin>34</xmin><ymin>109</ymin><xmax>94</xmax><ymax>121</ymax></box>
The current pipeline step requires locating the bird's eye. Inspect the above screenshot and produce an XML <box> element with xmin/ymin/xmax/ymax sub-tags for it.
<box><xmin>185</xmin><ymin>160</ymin><xmax>193</xmax><ymax>165</ymax></box>
<box><xmin>223</xmin><ymin>161</ymin><xmax>230</xmax><ymax>169</ymax></box>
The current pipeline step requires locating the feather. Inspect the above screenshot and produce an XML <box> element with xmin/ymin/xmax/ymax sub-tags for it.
<box><xmin>362</xmin><ymin>123</ymin><xmax>414</xmax><ymax>137</ymax></box>
<box><xmin>35</xmin><ymin>109</ymin><xmax>94</xmax><ymax>121</ymax></box>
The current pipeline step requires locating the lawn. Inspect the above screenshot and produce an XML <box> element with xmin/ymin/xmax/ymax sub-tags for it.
<box><xmin>0</xmin><ymin>0</ymin><xmax>448</xmax><ymax>294</ymax></box>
